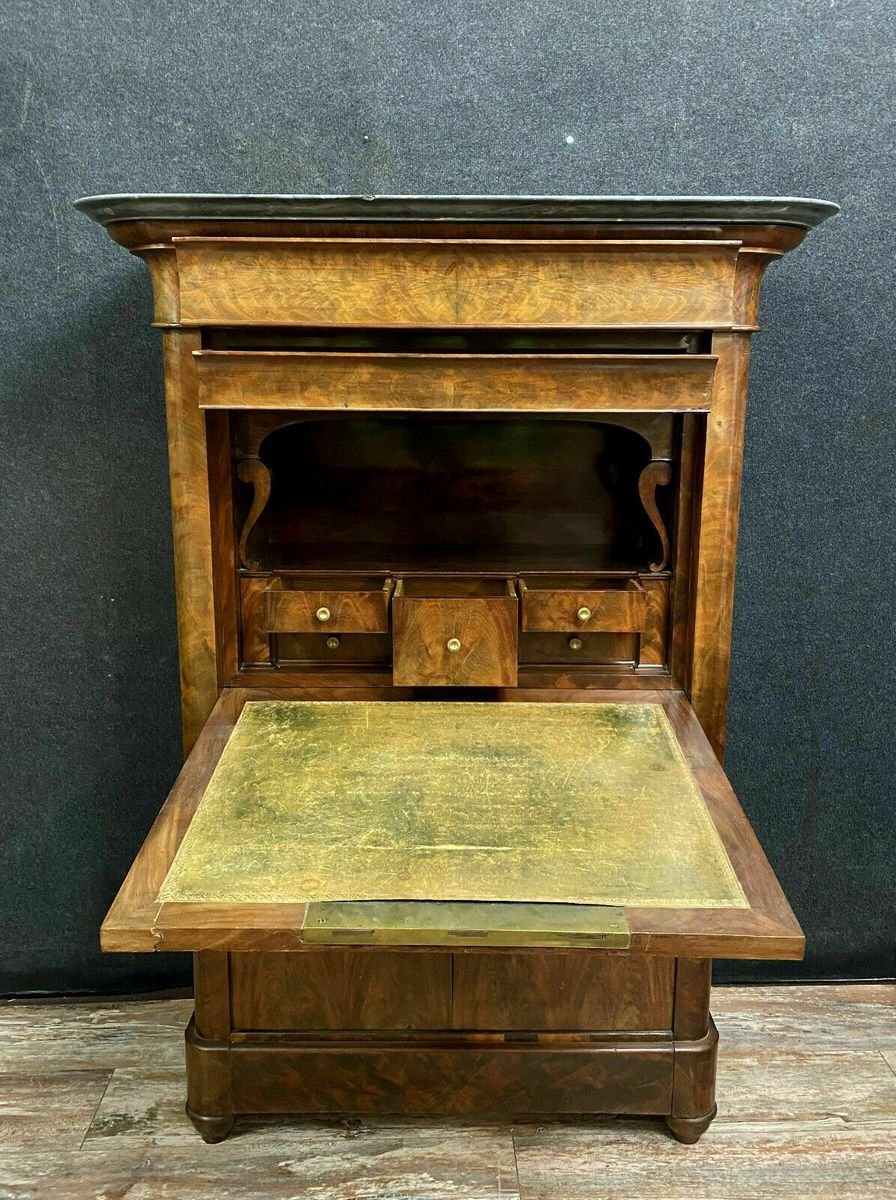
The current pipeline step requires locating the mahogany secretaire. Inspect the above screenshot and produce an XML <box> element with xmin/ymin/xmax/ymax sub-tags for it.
<box><xmin>77</xmin><ymin>193</ymin><xmax>838</xmax><ymax>1143</ymax></box>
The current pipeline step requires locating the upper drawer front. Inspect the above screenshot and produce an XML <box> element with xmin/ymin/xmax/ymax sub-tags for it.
<box><xmin>175</xmin><ymin>237</ymin><xmax>740</xmax><ymax>328</ymax></box>
<box><xmin>521</xmin><ymin>579</ymin><xmax>648</xmax><ymax>633</ymax></box>
<box><xmin>195</xmin><ymin>351</ymin><xmax>716</xmax><ymax>412</ymax></box>
<box><xmin>262</xmin><ymin>580</ymin><xmax>392</xmax><ymax>634</ymax></box>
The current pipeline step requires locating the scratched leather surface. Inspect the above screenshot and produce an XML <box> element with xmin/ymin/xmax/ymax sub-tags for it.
<box><xmin>158</xmin><ymin>701</ymin><xmax>747</xmax><ymax>908</ymax></box>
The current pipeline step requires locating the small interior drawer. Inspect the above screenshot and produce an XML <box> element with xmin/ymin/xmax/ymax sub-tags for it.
<box><xmin>261</xmin><ymin>576</ymin><xmax>393</xmax><ymax>634</ymax></box>
<box><xmin>520</xmin><ymin>577</ymin><xmax>648</xmax><ymax>634</ymax></box>
<box><xmin>271</xmin><ymin>633</ymin><xmax>392</xmax><ymax>667</ymax></box>
<box><xmin>392</xmin><ymin>578</ymin><xmax>518</xmax><ymax>687</ymax></box>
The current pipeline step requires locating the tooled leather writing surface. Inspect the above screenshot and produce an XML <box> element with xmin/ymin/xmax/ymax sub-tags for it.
<box><xmin>158</xmin><ymin>700</ymin><xmax>747</xmax><ymax>909</ymax></box>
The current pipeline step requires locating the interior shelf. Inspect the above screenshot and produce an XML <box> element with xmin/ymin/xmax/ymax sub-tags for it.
<box><xmin>240</xmin><ymin>543</ymin><xmax>659</xmax><ymax>577</ymax></box>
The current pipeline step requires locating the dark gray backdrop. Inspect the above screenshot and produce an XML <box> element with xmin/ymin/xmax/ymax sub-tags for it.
<box><xmin>1</xmin><ymin>0</ymin><xmax>893</xmax><ymax>995</ymax></box>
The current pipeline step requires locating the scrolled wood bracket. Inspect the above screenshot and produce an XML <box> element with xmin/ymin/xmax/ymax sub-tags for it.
<box><xmin>638</xmin><ymin>460</ymin><xmax>673</xmax><ymax>573</ymax></box>
<box><xmin>236</xmin><ymin>457</ymin><xmax>272</xmax><ymax>570</ymax></box>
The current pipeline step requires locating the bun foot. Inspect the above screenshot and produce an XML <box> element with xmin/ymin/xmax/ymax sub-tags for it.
<box><xmin>186</xmin><ymin>1103</ymin><xmax>235</xmax><ymax>1143</ymax></box>
<box><xmin>665</xmin><ymin>1105</ymin><xmax>717</xmax><ymax>1144</ymax></box>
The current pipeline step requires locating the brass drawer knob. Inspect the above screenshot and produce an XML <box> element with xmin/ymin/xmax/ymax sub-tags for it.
<box><xmin>446</xmin><ymin>637</ymin><xmax>462</xmax><ymax>653</ymax></box>
<box><xmin>568</xmin><ymin>636</ymin><xmax>583</xmax><ymax>651</ymax></box>
<box><xmin>316</xmin><ymin>606</ymin><xmax>331</xmax><ymax>622</ymax></box>
<box><xmin>577</xmin><ymin>606</ymin><xmax>592</xmax><ymax>622</ymax></box>
<box><xmin>326</xmin><ymin>636</ymin><xmax>340</xmax><ymax>650</ymax></box>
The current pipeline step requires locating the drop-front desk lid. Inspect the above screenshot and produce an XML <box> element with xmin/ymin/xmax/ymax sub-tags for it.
<box><xmin>102</xmin><ymin>691</ymin><xmax>803</xmax><ymax>960</ymax></box>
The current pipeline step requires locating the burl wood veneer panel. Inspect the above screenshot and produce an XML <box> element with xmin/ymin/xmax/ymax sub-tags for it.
<box><xmin>174</xmin><ymin>238</ymin><xmax>741</xmax><ymax>327</ymax></box>
<box><xmin>224</xmin><ymin>1038</ymin><xmax>674</xmax><ymax>1117</ymax></box>
<box><xmin>194</xmin><ymin>351</ymin><xmax>717</xmax><ymax>412</ymax></box>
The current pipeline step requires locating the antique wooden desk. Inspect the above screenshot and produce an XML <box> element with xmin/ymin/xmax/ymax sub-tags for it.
<box><xmin>78</xmin><ymin>193</ymin><xmax>838</xmax><ymax>1143</ymax></box>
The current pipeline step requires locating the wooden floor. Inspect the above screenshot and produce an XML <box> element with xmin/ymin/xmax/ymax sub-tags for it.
<box><xmin>0</xmin><ymin>984</ymin><xmax>892</xmax><ymax>1199</ymax></box>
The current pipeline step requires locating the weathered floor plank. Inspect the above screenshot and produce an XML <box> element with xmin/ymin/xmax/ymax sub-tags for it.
<box><xmin>0</xmin><ymin>1128</ymin><xmax>520</xmax><ymax>1200</ymax></box>
<box><xmin>711</xmin><ymin>983</ymin><xmax>896</xmax><ymax>1051</ymax></box>
<box><xmin>0</xmin><ymin>998</ymin><xmax>189</xmax><ymax>1071</ymax></box>
<box><xmin>0</xmin><ymin>1070</ymin><xmax>110</xmax><ymax>1149</ymax></box>
<box><xmin>83</xmin><ymin>1065</ymin><xmax>518</xmax><ymax>1152</ymax></box>
<box><xmin>512</xmin><ymin>1120</ymin><xmax>896</xmax><ymax>1200</ymax></box>
<box><xmin>0</xmin><ymin>985</ymin><xmax>893</xmax><ymax>1198</ymax></box>
<box><xmin>715</xmin><ymin>1047</ymin><xmax>896</xmax><ymax>1124</ymax></box>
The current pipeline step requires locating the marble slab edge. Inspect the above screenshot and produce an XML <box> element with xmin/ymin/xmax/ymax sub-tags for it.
<box><xmin>73</xmin><ymin>193</ymin><xmax>841</xmax><ymax>228</ymax></box>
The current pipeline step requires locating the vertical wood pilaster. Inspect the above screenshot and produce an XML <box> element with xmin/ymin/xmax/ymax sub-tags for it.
<box><xmin>689</xmin><ymin>331</ymin><xmax>753</xmax><ymax>761</ymax></box>
<box><xmin>161</xmin><ymin>329</ymin><xmax>219</xmax><ymax>754</ymax></box>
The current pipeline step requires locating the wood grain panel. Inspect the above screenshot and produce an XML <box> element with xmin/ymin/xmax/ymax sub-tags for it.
<box><xmin>175</xmin><ymin>237</ymin><xmax>740</xmax><ymax>327</ymax></box>
<box><xmin>230</xmin><ymin>950</ymin><xmax>452</xmax><ymax>1030</ymax></box>
<box><xmin>239</xmin><ymin>576</ymin><xmax>272</xmax><ymax>664</ymax></box>
<box><xmin>452</xmin><ymin>953</ymin><xmax>675</xmax><ymax>1030</ymax></box>
<box><xmin>639</xmin><ymin>577</ymin><xmax>670</xmax><ymax>666</ymax></box>
<box><xmin>194</xmin><ymin>351</ymin><xmax>718</xmax><ymax>412</ymax></box>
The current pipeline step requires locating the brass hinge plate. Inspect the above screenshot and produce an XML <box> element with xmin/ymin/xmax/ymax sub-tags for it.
<box><xmin>302</xmin><ymin>900</ymin><xmax>631</xmax><ymax>948</ymax></box>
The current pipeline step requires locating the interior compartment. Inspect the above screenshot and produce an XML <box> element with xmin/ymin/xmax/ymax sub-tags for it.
<box><xmin>237</xmin><ymin>415</ymin><xmax>668</xmax><ymax>574</ymax></box>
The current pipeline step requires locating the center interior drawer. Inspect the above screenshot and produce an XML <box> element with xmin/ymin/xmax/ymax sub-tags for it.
<box><xmin>392</xmin><ymin>578</ymin><xmax>518</xmax><ymax>687</ymax></box>
<box><xmin>261</xmin><ymin>576</ymin><xmax>393</xmax><ymax>634</ymax></box>
<box><xmin>520</xmin><ymin>577</ymin><xmax>648</xmax><ymax>634</ymax></box>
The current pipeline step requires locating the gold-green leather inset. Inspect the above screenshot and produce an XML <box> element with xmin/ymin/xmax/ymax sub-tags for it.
<box><xmin>159</xmin><ymin>701</ymin><xmax>747</xmax><ymax>909</ymax></box>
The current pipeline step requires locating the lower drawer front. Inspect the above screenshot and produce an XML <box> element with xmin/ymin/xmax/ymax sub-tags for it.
<box><xmin>231</xmin><ymin>950</ymin><xmax>451</xmax><ymax>1031</ymax></box>
<box><xmin>230</xmin><ymin>951</ymin><xmax>674</xmax><ymax>1033</ymax></box>
<box><xmin>452</xmin><ymin>954</ymin><xmax>675</xmax><ymax>1031</ymax></box>
<box><xmin>520</xmin><ymin>632</ymin><xmax>641</xmax><ymax>666</ymax></box>
<box><xmin>229</xmin><ymin>1043</ymin><xmax>674</xmax><ymax>1118</ymax></box>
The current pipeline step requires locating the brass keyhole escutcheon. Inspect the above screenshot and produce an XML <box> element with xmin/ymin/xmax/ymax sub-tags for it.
<box><xmin>446</xmin><ymin>637</ymin><xmax>462</xmax><ymax>653</ymax></box>
<box><xmin>326</xmin><ymin>636</ymin><xmax>340</xmax><ymax>650</ymax></box>
<box><xmin>316</xmin><ymin>606</ymin><xmax>331</xmax><ymax>622</ymax></box>
<box><xmin>568</xmin><ymin>636</ymin><xmax>583</xmax><ymax>651</ymax></box>
<box><xmin>577</xmin><ymin>606</ymin><xmax>592</xmax><ymax>622</ymax></box>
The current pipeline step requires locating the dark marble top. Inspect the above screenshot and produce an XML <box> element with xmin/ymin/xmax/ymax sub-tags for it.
<box><xmin>74</xmin><ymin>193</ymin><xmax>839</xmax><ymax>229</ymax></box>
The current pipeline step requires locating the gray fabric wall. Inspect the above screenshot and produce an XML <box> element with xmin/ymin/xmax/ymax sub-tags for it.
<box><xmin>1</xmin><ymin>0</ymin><xmax>892</xmax><ymax>994</ymax></box>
